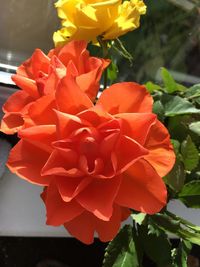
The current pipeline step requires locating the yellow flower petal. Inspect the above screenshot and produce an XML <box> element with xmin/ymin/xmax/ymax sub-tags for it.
<box><xmin>53</xmin><ymin>0</ymin><xmax>146</xmax><ymax>45</ymax></box>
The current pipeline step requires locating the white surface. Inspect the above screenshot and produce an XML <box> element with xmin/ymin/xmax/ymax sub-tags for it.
<box><xmin>0</xmin><ymin>169</ymin><xmax>68</xmax><ymax>237</ymax></box>
<box><xmin>167</xmin><ymin>199</ymin><xmax>200</xmax><ymax>226</ymax></box>
<box><xmin>0</xmin><ymin>169</ymin><xmax>199</xmax><ymax>237</ymax></box>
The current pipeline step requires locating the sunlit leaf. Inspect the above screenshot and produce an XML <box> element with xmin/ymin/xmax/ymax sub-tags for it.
<box><xmin>103</xmin><ymin>225</ymin><xmax>139</xmax><ymax>267</ymax></box>
<box><xmin>161</xmin><ymin>95</ymin><xmax>200</xmax><ymax>116</ymax></box>
<box><xmin>181</xmin><ymin>136</ymin><xmax>199</xmax><ymax>171</ymax></box>
<box><xmin>189</xmin><ymin>121</ymin><xmax>200</xmax><ymax>136</ymax></box>
<box><xmin>179</xmin><ymin>180</ymin><xmax>200</xmax><ymax>208</ymax></box>
<box><xmin>161</xmin><ymin>67</ymin><xmax>177</xmax><ymax>93</ymax></box>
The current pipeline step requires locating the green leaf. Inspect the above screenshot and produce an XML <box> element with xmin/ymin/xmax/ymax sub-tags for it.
<box><xmin>153</xmin><ymin>100</ymin><xmax>165</xmax><ymax>121</ymax></box>
<box><xmin>172</xmin><ymin>241</ymin><xmax>192</xmax><ymax>267</ymax></box>
<box><xmin>107</xmin><ymin>62</ymin><xmax>118</xmax><ymax>82</ymax></box>
<box><xmin>145</xmin><ymin>81</ymin><xmax>162</xmax><ymax>93</ymax></box>
<box><xmin>102</xmin><ymin>225</ymin><xmax>139</xmax><ymax>267</ymax></box>
<box><xmin>161</xmin><ymin>67</ymin><xmax>177</xmax><ymax>93</ymax></box>
<box><xmin>161</xmin><ymin>95</ymin><xmax>200</xmax><ymax>117</ymax></box>
<box><xmin>138</xmin><ymin>224</ymin><xmax>172</xmax><ymax>267</ymax></box>
<box><xmin>167</xmin><ymin>116</ymin><xmax>189</xmax><ymax>141</ymax></box>
<box><xmin>171</xmin><ymin>139</ymin><xmax>180</xmax><ymax>155</ymax></box>
<box><xmin>181</xmin><ymin>136</ymin><xmax>199</xmax><ymax>171</ymax></box>
<box><xmin>179</xmin><ymin>180</ymin><xmax>200</xmax><ymax>208</ymax></box>
<box><xmin>186</xmin><ymin>84</ymin><xmax>200</xmax><ymax>100</ymax></box>
<box><xmin>176</xmin><ymin>83</ymin><xmax>187</xmax><ymax>92</ymax></box>
<box><xmin>152</xmin><ymin>213</ymin><xmax>200</xmax><ymax>246</ymax></box>
<box><xmin>189</xmin><ymin>121</ymin><xmax>200</xmax><ymax>136</ymax></box>
<box><xmin>131</xmin><ymin>213</ymin><xmax>146</xmax><ymax>225</ymax></box>
<box><xmin>164</xmin><ymin>160</ymin><xmax>185</xmax><ymax>192</ymax></box>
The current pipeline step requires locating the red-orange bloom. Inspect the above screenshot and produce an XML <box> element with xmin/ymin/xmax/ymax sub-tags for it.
<box><xmin>1</xmin><ymin>41</ymin><xmax>109</xmax><ymax>134</ymax></box>
<box><xmin>7</xmin><ymin>78</ymin><xmax>175</xmax><ymax>244</ymax></box>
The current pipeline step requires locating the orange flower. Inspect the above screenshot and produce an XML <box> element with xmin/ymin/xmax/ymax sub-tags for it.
<box><xmin>1</xmin><ymin>41</ymin><xmax>109</xmax><ymax>134</ymax></box>
<box><xmin>7</xmin><ymin>78</ymin><xmax>175</xmax><ymax>244</ymax></box>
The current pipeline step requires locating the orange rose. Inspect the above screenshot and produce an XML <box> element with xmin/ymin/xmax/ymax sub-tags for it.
<box><xmin>1</xmin><ymin>41</ymin><xmax>109</xmax><ymax>134</ymax></box>
<box><xmin>7</xmin><ymin>77</ymin><xmax>175</xmax><ymax>244</ymax></box>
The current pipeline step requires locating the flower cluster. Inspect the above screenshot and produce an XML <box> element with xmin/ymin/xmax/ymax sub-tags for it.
<box><xmin>1</xmin><ymin>41</ymin><xmax>175</xmax><ymax>244</ymax></box>
<box><xmin>53</xmin><ymin>0</ymin><xmax>146</xmax><ymax>46</ymax></box>
<box><xmin>1</xmin><ymin>41</ymin><xmax>109</xmax><ymax>134</ymax></box>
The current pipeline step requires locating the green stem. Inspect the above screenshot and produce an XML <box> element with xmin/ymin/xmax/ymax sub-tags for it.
<box><xmin>97</xmin><ymin>36</ymin><xmax>109</xmax><ymax>89</ymax></box>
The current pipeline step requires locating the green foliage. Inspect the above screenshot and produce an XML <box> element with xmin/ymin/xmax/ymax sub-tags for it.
<box><xmin>172</xmin><ymin>241</ymin><xmax>192</xmax><ymax>267</ymax></box>
<box><xmin>161</xmin><ymin>95</ymin><xmax>200</xmax><ymax>116</ymax></box>
<box><xmin>131</xmin><ymin>213</ymin><xmax>146</xmax><ymax>225</ymax></box>
<box><xmin>145</xmin><ymin>81</ymin><xmax>162</xmax><ymax>93</ymax></box>
<box><xmin>185</xmin><ymin>84</ymin><xmax>200</xmax><ymax>105</ymax></box>
<box><xmin>179</xmin><ymin>181</ymin><xmax>200</xmax><ymax>208</ymax></box>
<box><xmin>107</xmin><ymin>61</ymin><xmax>118</xmax><ymax>83</ymax></box>
<box><xmin>102</xmin><ymin>225</ymin><xmax>140</xmax><ymax>267</ymax></box>
<box><xmin>161</xmin><ymin>67</ymin><xmax>177</xmax><ymax>93</ymax></box>
<box><xmin>164</xmin><ymin>160</ymin><xmax>186</xmax><ymax>192</ymax></box>
<box><xmin>181</xmin><ymin>136</ymin><xmax>199</xmax><ymax>171</ymax></box>
<box><xmin>138</xmin><ymin>224</ymin><xmax>172</xmax><ymax>266</ymax></box>
<box><xmin>189</xmin><ymin>121</ymin><xmax>200</xmax><ymax>136</ymax></box>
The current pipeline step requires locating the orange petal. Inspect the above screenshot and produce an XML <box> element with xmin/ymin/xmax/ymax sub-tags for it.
<box><xmin>3</xmin><ymin>90</ymin><xmax>33</xmax><ymax>113</ymax></box>
<box><xmin>54</xmin><ymin>110</ymin><xmax>87</xmax><ymax>139</ymax></box>
<box><xmin>115</xmin><ymin>135</ymin><xmax>149</xmax><ymax>173</ymax></box>
<box><xmin>19</xmin><ymin>125</ymin><xmax>56</xmax><ymax>150</ymax></box>
<box><xmin>57</xmin><ymin>176</ymin><xmax>92</xmax><ymax>202</ymax></box>
<box><xmin>17</xmin><ymin>48</ymin><xmax>50</xmax><ymax>78</ymax></box>
<box><xmin>116</xmin><ymin>113</ymin><xmax>156</xmax><ymax>145</ymax></box>
<box><xmin>12</xmin><ymin>75</ymin><xmax>39</xmax><ymax>99</ymax></box>
<box><xmin>144</xmin><ymin>120</ymin><xmax>175</xmax><ymax>177</ymax></box>
<box><xmin>43</xmin><ymin>183</ymin><xmax>84</xmax><ymax>226</ymax></box>
<box><xmin>41</xmin><ymin>149</ymin><xmax>80</xmax><ymax>177</ymax></box>
<box><xmin>76</xmin><ymin>175</ymin><xmax>121</xmax><ymax>221</ymax></box>
<box><xmin>115</xmin><ymin>159</ymin><xmax>167</xmax><ymax>214</ymax></box>
<box><xmin>7</xmin><ymin>139</ymin><xmax>52</xmax><ymax>185</ymax></box>
<box><xmin>57</xmin><ymin>40</ymin><xmax>87</xmax><ymax>67</ymax></box>
<box><xmin>76</xmin><ymin>68</ymin><xmax>100</xmax><ymax>101</ymax></box>
<box><xmin>97</xmin><ymin>82</ymin><xmax>153</xmax><ymax>114</ymax></box>
<box><xmin>77</xmin><ymin>106</ymin><xmax>112</xmax><ymax>127</ymax></box>
<box><xmin>1</xmin><ymin>113</ymin><xmax>24</xmax><ymax>134</ymax></box>
<box><xmin>28</xmin><ymin>95</ymin><xmax>56</xmax><ymax>125</ymax></box>
<box><xmin>95</xmin><ymin>205</ymin><xmax>122</xmax><ymax>243</ymax></box>
<box><xmin>55</xmin><ymin>76</ymin><xmax>93</xmax><ymax>114</ymax></box>
<box><xmin>65</xmin><ymin>204</ymin><xmax>123</xmax><ymax>244</ymax></box>
<box><xmin>65</xmin><ymin>211</ymin><xmax>96</xmax><ymax>244</ymax></box>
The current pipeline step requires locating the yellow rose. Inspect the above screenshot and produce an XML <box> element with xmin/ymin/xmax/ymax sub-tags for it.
<box><xmin>53</xmin><ymin>0</ymin><xmax>146</xmax><ymax>46</ymax></box>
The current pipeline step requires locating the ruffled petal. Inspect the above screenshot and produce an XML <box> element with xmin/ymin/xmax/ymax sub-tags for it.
<box><xmin>11</xmin><ymin>75</ymin><xmax>39</xmax><ymax>99</ymax></box>
<box><xmin>64</xmin><ymin>204</ymin><xmax>124</xmax><ymax>244</ymax></box>
<box><xmin>19</xmin><ymin>125</ymin><xmax>56</xmax><ymax>149</ymax></box>
<box><xmin>7</xmin><ymin>139</ymin><xmax>52</xmax><ymax>185</ymax></box>
<box><xmin>76</xmin><ymin>68</ymin><xmax>100</xmax><ymax>101</ymax></box>
<box><xmin>27</xmin><ymin>95</ymin><xmax>56</xmax><ymax>125</ymax></box>
<box><xmin>97</xmin><ymin>82</ymin><xmax>153</xmax><ymax>114</ymax></box>
<box><xmin>42</xmin><ymin>183</ymin><xmax>84</xmax><ymax>226</ymax></box>
<box><xmin>56</xmin><ymin>40</ymin><xmax>88</xmax><ymax>67</ymax></box>
<box><xmin>115</xmin><ymin>159</ymin><xmax>167</xmax><ymax>214</ymax></box>
<box><xmin>144</xmin><ymin>120</ymin><xmax>175</xmax><ymax>177</ymax></box>
<box><xmin>41</xmin><ymin>148</ymin><xmax>80</xmax><ymax>176</ymax></box>
<box><xmin>54</xmin><ymin>110</ymin><xmax>87</xmax><ymax>139</ymax></box>
<box><xmin>1</xmin><ymin>113</ymin><xmax>25</xmax><ymax>134</ymax></box>
<box><xmin>116</xmin><ymin>113</ymin><xmax>156</xmax><ymax>145</ymax></box>
<box><xmin>55</xmin><ymin>76</ymin><xmax>93</xmax><ymax>114</ymax></box>
<box><xmin>115</xmin><ymin>135</ymin><xmax>148</xmax><ymax>173</ymax></box>
<box><xmin>2</xmin><ymin>90</ymin><xmax>33</xmax><ymax>113</ymax></box>
<box><xmin>76</xmin><ymin>175</ymin><xmax>121</xmax><ymax>220</ymax></box>
<box><xmin>56</xmin><ymin>176</ymin><xmax>92</xmax><ymax>202</ymax></box>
